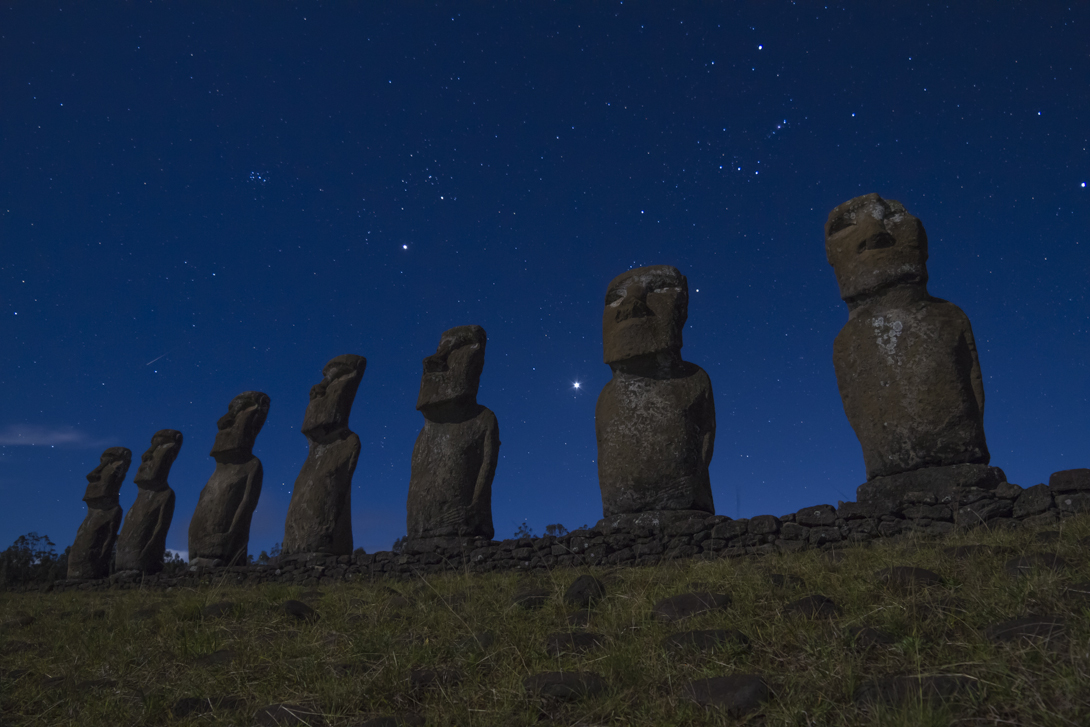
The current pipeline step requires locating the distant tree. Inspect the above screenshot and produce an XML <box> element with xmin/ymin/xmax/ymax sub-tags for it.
<box><xmin>391</xmin><ymin>535</ymin><xmax>408</xmax><ymax>554</ymax></box>
<box><xmin>162</xmin><ymin>550</ymin><xmax>188</xmax><ymax>576</ymax></box>
<box><xmin>0</xmin><ymin>533</ymin><xmax>66</xmax><ymax>587</ymax></box>
<box><xmin>544</xmin><ymin>523</ymin><xmax>569</xmax><ymax>537</ymax></box>
<box><xmin>513</xmin><ymin>521</ymin><xmax>535</xmax><ymax>539</ymax></box>
<box><xmin>352</xmin><ymin>546</ymin><xmax>367</xmax><ymax>559</ymax></box>
<box><xmin>256</xmin><ymin>542</ymin><xmax>282</xmax><ymax>565</ymax></box>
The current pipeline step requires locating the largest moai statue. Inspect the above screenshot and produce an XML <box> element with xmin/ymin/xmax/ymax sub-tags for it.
<box><xmin>67</xmin><ymin>447</ymin><xmax>131</xmax><ymax>580</ymax></box>
<box><xmin>595</xmin><ymin>265</ymin><xmax>716</xmax><ymax>522</ymax></box>
<box><xmin>825</xmin><ymin>193</ymin><xmax>1005</xmax><ymax>505</ymax></box>
<box><xmin>283</xmin><ymin>355</ymin><xmax>367</xmax><ymax>557</ymax></box>
<box><xmin>115</xmin><ymin>430</ymin><xmax>182</xmax><ymax>574</ymax></box>
<box><xmin>188</xmin><ymin>391</ymin><xmax>270</xmax><ymax>567</ymax></box>
<box><xmin>406</xmin><ymin>325</ymin><xmax>500</xmax><ymax>542</ymax></box>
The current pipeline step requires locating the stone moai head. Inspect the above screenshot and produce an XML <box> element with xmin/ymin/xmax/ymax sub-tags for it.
<box><xmin>132</xmin><ymin>430</ymin><xmax>183</xmax><ymax>490</ymax></box>
<box><xmin>825</xmin><ymin>193</ymin><xmax>929</xmax><ymax>304</ymax></box>
<box><xmin>83</xmin><ymin>447</ymin><xmax>131</xmax><ymax>503</ymax></box>
<box><xmin>210</xmin><ymin>391</ymin><xmax>271</xmax><ymax>463</ymax></box>
<box><xmin>302</xmin><ymin>354</ymin><xmax>367</xmax><ymax>442</ymax></box>
<box><xmin>602</xmin><ymin>265</ymin><xmax>688</xmax><ymax>365</ymax></box>
<box><xmin>416</xmin><ymin>325</ymin><xmax>487</xmax><ymax>416</ymax></box>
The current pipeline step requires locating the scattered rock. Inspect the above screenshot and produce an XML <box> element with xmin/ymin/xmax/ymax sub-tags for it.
<box><xmin>786</xmin><ymin>594</ymin><xmax>840</xmax><ymax>618</ymax></box>
<box><xmin>511</xmin><ymin>588</ymin><xmax>551</xmax><ymax>609</ymax></box>
<box><xmin>253</xmin><ymin>703</ymin><xmax>327</xmax><ymax>726</ymax></box>
<box><xmin>1004</xmin><ymin>553</ymin><xmax>1068</xmax><ymax>577</ymax></box>
<box><xmin>853</xmin><ymin>674</ymin><xmax>981</xmax><ymax>707</ymax></box>
<box><xmin>202</xmin><ymin>601</ymin><xmax>236</xmax><ymax>619</ymax></box>
<box><xmin>193</xmin><ymin>649</ymin><xmax>238</xmax><ymax>668</ymax></box>
<box><xmin>874</xmin><ymin>566</ymin><xmax>943</xmax><ymax>591</ymax></box>
<box><xmin>281</xmin><ymin>600</ymin><xmax>320</xmax><ymax>623</ymax></box>
<box><xmin>523</xmin><ymin>671</ymin><xmax>606</xmax><ymax>701</ymax></box>
<box><xmin>3</xmin><ymin>614</ymin><xmax>35</xmax><ymax>629</ymax></box>
<box><xmin>652</xmin><ymin>592</ymin><xmax>731</xmax><ymax>622</ymax></box>
<box><xmin>566</xmin><ymin>609</ymin><xmax>591</xmax><ymax>627</ymax></box>
<box><xmin>681</xmin><ymin>674</ymin><xmax>769</xmax><ymax>715</ymax></box>
<box><xmin>984</xmin><ymin>615</ymin><xmax>1067</xmax><ymax>644</ymax></box>
<box><xmin>545</xmin><ymin>631</ymin><xmax>603</xmax><ymax>656</ymax></box>
<box><xmin>663</xmin><ymin>629</ymin><xmax>749</xmax><ymax>653</ymax></box>
<box><xmin>846</xmin><ymin>626</ymin><xmax>895</xmax><ymax>649</ymax></box>
<box><xmin>564</xmin><ymin>575</ymin><xmax>606</xmax><ymax>608</ymax></box>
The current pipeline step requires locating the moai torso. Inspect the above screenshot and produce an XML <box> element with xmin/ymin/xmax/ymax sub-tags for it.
<box><xmin>283</xmin><ymin>355</ymin><xmax>366</xmax><ymax>556</ymax></box>
<box><xmin>826</xmin><ymin>194</ymin><xmax>989</xmax><ymax>481</ymax></box>
<box><xmin>116</xmin><ymin>430</ymin><xmax>182</xmax><ymax>574</ymax></box>
<box><xmin>406</xmin><ymin>326</ymin><xmax>499</xmax><ymax>541</ymax></box>
<box><xmin>68</xmin><ymin>447</ymin><xmax>130</xmax><ymax>579</ymax></box>
<box><xmin>595</xmin><ymin>266</ymin><xmax>716</xmax><ymax>518</ymax></box>
<box><xmin>188</xmin><ymin>391</ymin><xmax>270</xmax><ymax>567</ymax></box>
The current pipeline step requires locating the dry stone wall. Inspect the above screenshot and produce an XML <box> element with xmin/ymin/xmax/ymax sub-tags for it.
<box><xmin>20</xmin><ymin>467</ymin><xmax>1087</xmax><ymax>594</ymax></box>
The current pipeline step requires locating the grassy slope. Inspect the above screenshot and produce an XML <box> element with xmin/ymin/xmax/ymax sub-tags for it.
<box><xmin>1</xmin><ymin>515</ymin><xmax>1088</xmax><ymax>727</ymax></box>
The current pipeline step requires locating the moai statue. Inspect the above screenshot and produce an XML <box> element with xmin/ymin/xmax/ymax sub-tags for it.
<box><xmin>406</xmin><ymin>326</ymin><xmax>499</xmax><ymax>543</ymax></box>
<box><xmin>188</xmin><ymin>391</ymin><xmax>270</xmax><ymax>567</ymax></box>
<box><xmin>825</xmin><ymin>193</ymin><xmax>1004</xmax><ymax>505</ymax></box>
<box><xmin>595</xmin><ymin>265</ymin><xmax>716</xmax><ymax>523</ymax></box>
<box><xmin>115</xmin><ymin>430</ymin><xmax>182</xmax><ymax>574</ymax></box>
<box><xmin>67</xmin><ymin>447</ymin><xmax>131</xmax><ymax>580</ymax></box>
<box><xmin>282</xmin><ymin>355</ymin><xmax>367</xmax><ymax>557</ymax></box>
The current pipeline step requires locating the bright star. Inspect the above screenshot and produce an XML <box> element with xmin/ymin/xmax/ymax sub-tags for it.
<box><xmin>572</xmin><ymin>381</ymin><xmax>581</xmax><ymax>390</ymax></box>
<box><xmin>402</xmin><ymin>244</ymin><xmax>408</xmax><ymax>250</ymax></box>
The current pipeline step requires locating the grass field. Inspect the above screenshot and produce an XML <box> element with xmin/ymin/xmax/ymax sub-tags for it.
<box><xmin>2</xmin><ymin>515</ymin><xmax>1089</xmax><ymax>726</ymax></box>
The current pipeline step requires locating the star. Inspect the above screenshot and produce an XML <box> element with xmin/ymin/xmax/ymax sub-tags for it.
<box><xmin>572</xmin><ymin>381</ymin><xmax>581</xmax><ymax>390</ymax></box>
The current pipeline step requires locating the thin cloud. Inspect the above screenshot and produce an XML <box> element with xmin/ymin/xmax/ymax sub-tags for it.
<box><xmin>0</xmin><ymin>425</ymin><xmax>103</xmax><ymax>447</ymax></box>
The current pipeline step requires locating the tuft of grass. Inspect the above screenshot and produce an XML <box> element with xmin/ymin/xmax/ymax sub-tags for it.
<box><xmin>1</xmin><ymin>515</ymin><xmax>1089</xmax><ymax>725</ymax></box>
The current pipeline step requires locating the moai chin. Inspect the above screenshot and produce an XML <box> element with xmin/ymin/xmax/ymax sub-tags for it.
<box><xmin>188</xmin><ymin>391</ymin><xmax>270</xmax><ymax>567</ymax></box>
<box><xmin>595</xmin><ymin>265</ymin><xmax>716</xmax><ymax>522</ymax></box>
<box><xmin>826</xmin><ymin>193</ymin><xmax>1000</xmax><ymax>502</ymax></box>
<box><xmin>115</xmin><ymin>430</ymin><xmax>181</xmax><ymax>574</ymax></box>
<box><xmin>406</xmin><ymin>325</ymin><xmax>499</xmax><ymax>542</ymax></box>
<box><xmin>282</xmin><ymin>355</ymin><xmax>367</xmax><ymax>557</ymax></box>
<box><xmin>67</xmin><ymin>447</ymin><xmax>131</xmax><ymax>580</ymax></box>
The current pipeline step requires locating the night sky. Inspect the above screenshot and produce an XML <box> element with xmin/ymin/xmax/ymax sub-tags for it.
<box><xmin>2</xmin><ymin>4</ymin><xmax>1087</xmax><ymax>560</ymax></box>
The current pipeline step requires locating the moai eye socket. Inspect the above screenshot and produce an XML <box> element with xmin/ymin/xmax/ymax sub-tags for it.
<box><xmin>828</xmin><ymin>213</ymin><xmax>856</xmax><ymax>235</ymax></box>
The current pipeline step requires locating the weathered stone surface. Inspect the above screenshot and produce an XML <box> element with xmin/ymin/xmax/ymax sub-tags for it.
<box><xmin>116</xmin><ymin>430</ymin><xmax>181</xmax><ymax>574</ymax></box>
<box><xmin>652</xmin><ymin>592</ymin><xmax>731</xmax><ymax>622</ymax></box>
<box><xmin>795</xmin><ymin>504</ymin><xmax>837</xmax><ymax>526</ymax></box>
<box><xmin>856</xmin><ymin>463</ymin><xmax>1006</xmax><ymax>514</ymax></box>
<box><xmin>283</xmin><ymin>355</ymin><xmax>366</xmax><ymax>556</ymax></box>
<box><xmin>596</xmin><ymin>265</ymin><xmax>715</xmax><ymax>516</ymax></box>
<box><xmin>523</xmin><ymin>671</ymin><xmax>606</xmax><ymax>701</ymax></box>
<box><xmin>827</xmin><ymin>194</ymin><xmax>990</xmax><ymax>481</ymax></box>
<box><xmin>406</xmin><ymin>326</ymin><xmax>499</xmax><ymax>541</ymax></box>
<box><xmin>564</xmin><ymin>574</ymin><xmax>606</xmax><ymax>608</ymax></box>
<box><xmin>681</xmin><ymin>675</ymin><xmax>769</xmax><ymax>715</ymax></box>
<box><xmin>1049</xmin><ymin>468</ymin><xmax>1090</xmax><ymax>492</ymax></box>
<box><xmin>68</xmin><ymin>447</ymin><xmax>131</xmax><ymax>580</ymax></box>
<box><xmin>188</xmin><ymin>391</ymin><xmax>270</xmax><ymax>567</ymax></box>
<box><xmin>1013</xmin><ymin>483</ymin><xmax>1052</xmax><ymax>517</ymax></box>
<box><xmin>280</xmin><ymin>600</ymin><xmax>319</xmax><ymax>623</ymax></box>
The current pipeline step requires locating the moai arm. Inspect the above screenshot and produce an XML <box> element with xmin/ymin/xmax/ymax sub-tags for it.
<box><xmin>228</xmin><ymin>460</ymin><xmax>264</xmax><ymax>543</ymax></box>
<box><xmin>473</xmin><ymin>413</ymin><xmax>500</xmax><ymax>508</ymax></box>
<box><xmin>700</xmin><ymin>378</ymin><xmax>716</xmax><ymax>469</ymax></box>
<box><xmin>962</xmin><ymin>319</ymin><xmax>986</xmax><ymax>417</ymax></box>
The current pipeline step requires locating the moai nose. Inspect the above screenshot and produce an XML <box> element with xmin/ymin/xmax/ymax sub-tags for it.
<box><xmin>423</xmin><ymin>353</ymin><xmax>448</xmax><ymax>374</ymax></box>
<box><xmin>616</xmin><ymin>282</ymin><xmax>653</xmax><ymax>322</ymax></box>
<box><xmin>863</xmin><ymin>231</ymin><xmax>896</xmax><ymax>251</ymax></box>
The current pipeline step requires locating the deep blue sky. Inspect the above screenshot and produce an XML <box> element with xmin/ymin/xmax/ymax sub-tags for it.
<box><xmin>1</xmin><ymin>3</ymin><xmax>1087</xmax><ymax>559</ymax></box>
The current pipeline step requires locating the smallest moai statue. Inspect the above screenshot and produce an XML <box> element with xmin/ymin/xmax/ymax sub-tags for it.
<box><xmin>406</xmin><ymin>326</ymin><xmax>500</xmax><ymax>543</ymax></box>
<box><xmin>826</xmin><ymin>193</ymin><xmax>1004</xmax><ymax>504</ymax></box>
<box><xmin>115</xmin><ymin>430</ymin><xmax>182</xmax><ymax>574</ymax></box>
<box><xmin>67</xmin><ymin>447</ymin><xmax>131</xmax><ymax>580</ymax></box>
<box><xmin>188</xmin><ymin>391</ymin><xmax>270</xmax><ymax>568</ymax></box>
<box><xmin>283</xmin><ymin>354</ymin><xmax>367</xmax><ymax>557</ymax></box>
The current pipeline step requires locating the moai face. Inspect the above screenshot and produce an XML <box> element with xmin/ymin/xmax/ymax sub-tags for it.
<box><xmin>302</xmin><ymin>354</ymin><xmax>367</xmax><ymax>441</ymax></box>
<box><xmin>210</xmin><ymin>391</ymin><xmax>271</xmax><ymax>462</ymax></box>
<box><xmin>602</xmin><ymin>265</ymin><xmax>688</xmax><ymax>365</ymax></box>
<box><xmin>83</xmin><ymin>447</ymin><xmax>131</xmax><ymax>502</ymax></box>
<box><xmin>416</xmin><ymin>326</ymin><xmax>487</xmax><ymax>414</ymax></box>
<box><xmin>133</xmin><ymin>430</ymin><xmax>183</xmax><ymax>489</ymax></box>
<box><xmin>825</xmin><ymin>193</ymin><xmax>929</xmax><ymax>303</ymax></box>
